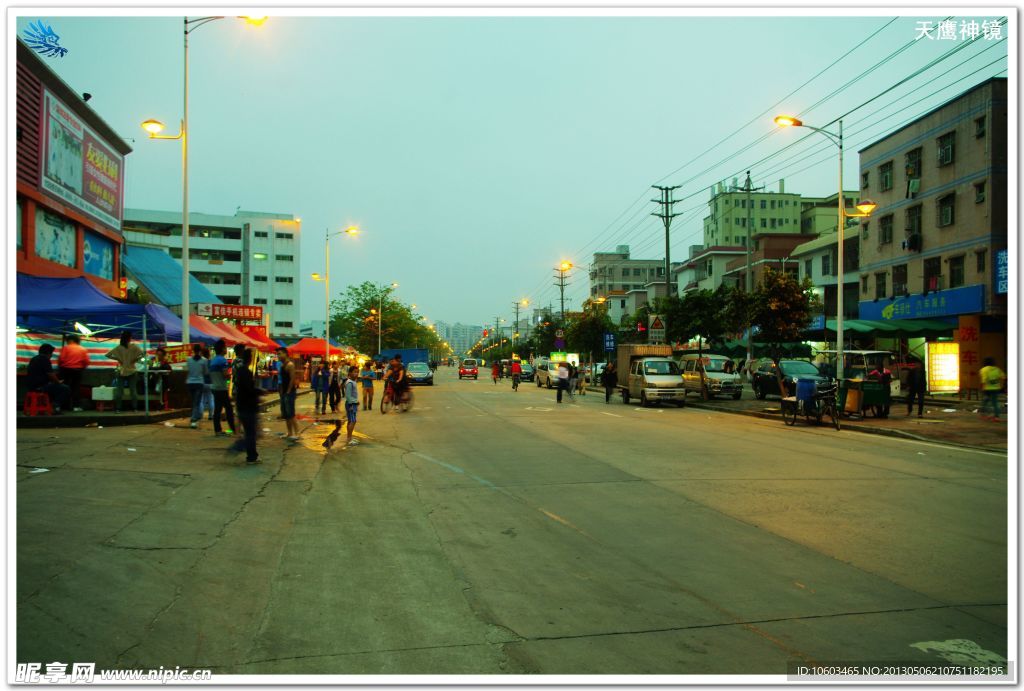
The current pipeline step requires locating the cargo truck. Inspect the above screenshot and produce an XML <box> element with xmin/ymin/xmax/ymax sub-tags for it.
<box><xmin>616</xmin><ymin>344</ymin><xmax>687</xmax><ymax>407</ymax></box>
<box><xmin>379</xmin><ymin>348</ymin><xmax>429</xmax><ymax>366</ymax></box>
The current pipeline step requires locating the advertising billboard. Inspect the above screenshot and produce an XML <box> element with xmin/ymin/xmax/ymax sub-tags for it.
<box><xmin>39</xmin><ymin>88</ymin><xmax>124</xmax><ymax>230</ymax></box>
<box><xmin>197</xmin><ymin>303</ymin><xmax>264</xmax><ymax>321</ymax></box>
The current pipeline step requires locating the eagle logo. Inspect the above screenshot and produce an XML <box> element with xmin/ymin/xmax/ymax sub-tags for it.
<box><xmin>23</xmin><ymin>20</ymin><xmax>68</xmax><ymax>58</ymax></box>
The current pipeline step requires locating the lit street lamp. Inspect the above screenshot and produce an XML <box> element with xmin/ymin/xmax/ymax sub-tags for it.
<box><xmin>556</xmin><ymin>261</ymin><xmax>573</xmax><ymax>322</ymax></box>
<box><xmin>311</xmin><ymin>225</ymin><xmax>359</xmax><ymax>364</ymax></box>
<box><xmin>775</xmin><ymin>115</ymin><xmax>876</xmax><ymax>381</ymax></box>
<box><xmin>140</xmin><ymin>15</ymin><xmax>265</xmax><ymax>344</ymax></box>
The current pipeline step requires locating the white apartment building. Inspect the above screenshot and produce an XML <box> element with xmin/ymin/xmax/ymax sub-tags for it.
<box><xmin>122</xmin><ymin>208</ymin><xmax>302</xmax><ymax>337</ymax></box>
<box><xmin>435</xmin><ymin>321</ymin><xmax>485</xmax><ymax>356</ymax></box>
<box><xmin>589</xmin><ymin>245</ymin><xmax>666</xmax><ymax>298</ymax></box>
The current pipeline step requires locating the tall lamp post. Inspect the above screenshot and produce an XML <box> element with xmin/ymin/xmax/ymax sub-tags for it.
<box><xmin>555</xmin><ymin>261</ymin><xmax>573</xmax><ymax>322</ymax></box>
<box><xmin>774</xmin><ymin>116</ymin><xmax>876</xmax><ymax>382</ymax></box>
<box><xmin>311</xmin><ymin>225</ymin><xmax>359</xmax><ymax>364</ymax></box>
<box><xmin>141</xmin><ymin>15</ymin><xmax>266</xmax><ymax>344</ymax></box>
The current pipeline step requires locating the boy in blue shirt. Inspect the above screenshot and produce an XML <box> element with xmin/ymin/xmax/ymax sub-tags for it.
<box><xmin>345</xmin><ymin>365</ymin><xmax>360</xmax><ymax>446</ymax></box>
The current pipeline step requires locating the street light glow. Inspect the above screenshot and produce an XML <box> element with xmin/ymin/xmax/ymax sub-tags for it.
<box><xmin>855</xmin><ymin>200</ymin><xmax>878</xmax><ymax>216</ymax></box>
<box><xmin>311</xmin><ymin>272</ymin><xmax>322</xmax><ymax>281</ymax></box>
<box><xmin>141</xmin><ymin>119</ymin><xmax>165</xmax><ymax>135</ymax></box>
<box><xmin>559</xmin><ymin>261</ymin><xmax>573</xmax><ymax>271</ymax></box>
<box><xmin>774</xmin><ymin>115</ymin><xmax>803</xmax><ymax>128</ymax></box>
<box><xmin>241</xmin><ymin>15</ymin><xmax>268</xmax><ymax>25</ymax></box>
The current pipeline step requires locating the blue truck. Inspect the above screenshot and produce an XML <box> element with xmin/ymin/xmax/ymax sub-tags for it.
<box><xmin>378</xmin><ymin>348</ymin><xmax>429</xmax><ymax>366</ymax></box>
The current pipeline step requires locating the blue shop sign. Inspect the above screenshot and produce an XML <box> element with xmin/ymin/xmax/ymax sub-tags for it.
<box><xmin>603</xmin><ymin>332</ymin><xmax>616</xmax><ymax>352</ymax></box>
<box><xmin>809</xmin><ymin>315</ymin><xmax>825</xmax><ymax>330</ymax></box>
<box><xmin>996</xmin><ymin>249</ymin><xmax>1008</xmax><ymax>295</ymax></box>
<box><xmin>858</xmin><ymin>284</ymin><xmax>984</xmax><ymax>320</ymax></box>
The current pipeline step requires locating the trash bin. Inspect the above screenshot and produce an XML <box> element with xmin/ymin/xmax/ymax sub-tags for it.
<box><xmin>796</xmin><ymin>378</ymin><xmax>817</xmax><ymax>403</ymax></box>
<box><xmin>841</xmin><ymin>379</ymin><xmax>863</xmax><ymax>414</ymax></box>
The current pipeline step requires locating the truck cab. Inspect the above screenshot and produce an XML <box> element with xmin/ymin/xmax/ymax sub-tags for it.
<box><xmin>624</xmin><ymin>357</ymin><xmax>687</xmax><ymax>407</ymax></box>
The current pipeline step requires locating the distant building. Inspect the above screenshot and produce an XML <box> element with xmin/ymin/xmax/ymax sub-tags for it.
<box><xmin>122</xmin><ymin>208</ymin><xmax>302</xmax><ymax>337</ymax></box>
<box><xmin>721</xmin><ymin>233</ymin><xmax>806</xmax><ymax>287</ymax></box>
<box><xmin>791</xmin><ymin>227</ymin><xmax>861</xmax><ymax>320</ymax></box>
<box><xmin>435</xmin><ymin>321</ymin><xmax>485</xmax><ymax>356</ymax></box>
<box><xmin>16</xmin><ymin>39</ymin><xmax>132</xmax><ymax>298</ymax></box>
<box><xmin>300</xmin><ymin>320</ymin><xmax>326</xmax><ymax>339</ymax></box>
<box><xmin>856</xmin><ymin>76</ymin><xmax>1007</xmax><ymax>390</ymax></box>
<box><xmin>702</xmin><ymin>179</ymin><xmax>802</xmax><ymax>247</ymax></box>
<box><xmin>675</xmin><ymin>245</ymin><xmax>747</xmax><ymax>295</ymax></box>
<box><xmin>588</xmin><ymin>245</ymin><xmax>665</xmax><ymax>299</ymax></box>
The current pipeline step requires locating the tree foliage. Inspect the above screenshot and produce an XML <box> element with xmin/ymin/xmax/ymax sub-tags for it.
<box><xmin>328</xmin><ymin>281</ymin><xmax>443</xmax><ymax>357</ymax></box>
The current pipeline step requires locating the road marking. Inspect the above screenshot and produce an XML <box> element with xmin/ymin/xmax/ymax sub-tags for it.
<box><xmin>600</xmin><ymin>412</ymin><xmax>622</xmax><ymax>417</ymax></box>
<box><xmin>634</xmin><ymin>408</ymin><xmax>663</xmax><ymax>413</ymax></box>
<box><xmin>526</xmin><ymin>406</ymin><xmax>552</xmax><ymax>412</ymax></box>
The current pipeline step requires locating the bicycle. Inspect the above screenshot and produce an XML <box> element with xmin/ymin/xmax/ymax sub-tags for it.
<box><xmin>380</xmin><ymin>381</ymin><xmax>413</xmax><ymax>414</ymax></box>
<box><xmin>512</xmin><ymin>373</ymin><xmax>520</xmax><ymax>391</ymax></box>
<box><xmin>781</xmin><ymin>384</ymin><xmax>840</xmax><ymax>431</ymax></box>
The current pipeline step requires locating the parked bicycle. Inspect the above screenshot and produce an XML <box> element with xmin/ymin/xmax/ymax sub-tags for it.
<box><xmin>782</xmin><ymin>384</ymin><xmax>840</xmax><ymax>430</ymax></box>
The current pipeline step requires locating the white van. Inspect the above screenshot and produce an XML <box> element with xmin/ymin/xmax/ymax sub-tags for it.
<box><xmin>679</xmin><ymin>353</ymin><xmax>743</xmax><ymax>400</ymax></box>
<box><xmin>534</xmin><ymin>357</ymin><xmax>555</xmax><ymax>388</ymax></box>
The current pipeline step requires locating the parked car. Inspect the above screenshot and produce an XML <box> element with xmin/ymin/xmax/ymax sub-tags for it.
<box><xmin>534</xmin><ymin>357</ymin><xmax>556</xmax><ymax>388</ymax></box>
<box><xmin>406</xmin><ymin>361</ymin><xmax>434</xmax><ymax>385</ymax></box>
<box><xmin>751</xmin><ymin>359</ymin><xmax>830</xmax><ymax>399</ymax></box>
<box><xmin>519</xmin><ymin>362</ymin><xmax>534</xmax><ymax>382</ymax></box>
<box><xmin>679</xmin><ymin>353</ymin><xmax>742</xmax><ymax>400</ymax></box>
<box><xmin>459</xmin><ymin>358</ymin><xmax>479</xmax><ymax>380</ymax></box>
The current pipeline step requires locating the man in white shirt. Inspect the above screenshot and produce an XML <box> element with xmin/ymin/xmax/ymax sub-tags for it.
<box><xmin>556</xmin><ymin>362</ymin><xmax>569</xmax><ymax>404</ymax></box>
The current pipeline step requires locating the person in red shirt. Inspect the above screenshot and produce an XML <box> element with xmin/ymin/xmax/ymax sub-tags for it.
<box><xmin>58</xmin><ymin>334</ymin><xmax>90</xmax><ymax>411</ymax></box>
<box><xmin>510</xmin><ymin>360</ymin><xmax>523</xmax><ymax>391</ymax></box>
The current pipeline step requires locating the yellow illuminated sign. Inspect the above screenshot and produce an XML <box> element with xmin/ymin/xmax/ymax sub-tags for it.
<box><xmin>927</xmin><ymin>342</ymin><xmax>960</xmax><ymax>393</ymax></box>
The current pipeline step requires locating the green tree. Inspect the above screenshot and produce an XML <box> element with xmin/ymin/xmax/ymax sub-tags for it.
<box><xmin>749</xmin><ymin>268</ymin><xmax>820</xmax><ymax>395</ymax></box>
<box><xmin>568</xmin><ymin>302</ymin><xmax>614</xmax><ymax>364</ymax></box>
<box><xmin>328</xmin><ymin>281</ymin><xmax>442</xmax><ymax>357</ymax></box>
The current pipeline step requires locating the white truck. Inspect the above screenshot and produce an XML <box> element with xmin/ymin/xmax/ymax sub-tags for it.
<box><xmin>616</xmin><ymin>344</ymin><xmax>687</xmax><ymax>407</ymax></box>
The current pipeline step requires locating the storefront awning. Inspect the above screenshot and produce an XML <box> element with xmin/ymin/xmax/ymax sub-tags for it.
<box><xmin>122</xmin><ymin>245</ymin><xmax>222</xmax><ymax>307</ymax></box>
<box><xmin>810</xmin><ymin>318</ymin><xmax>957</xmax><ymax>337</ymax></box>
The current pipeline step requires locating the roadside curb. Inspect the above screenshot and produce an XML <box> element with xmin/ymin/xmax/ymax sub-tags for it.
<box><xmin>685</xmin><ymin>400</ymin><xmax>1006</xmax><ymax>454</ymax></box>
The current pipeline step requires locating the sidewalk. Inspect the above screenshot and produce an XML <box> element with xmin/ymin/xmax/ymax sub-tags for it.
<box><xmin>586</xmin><ymin>385</ymin><xmax>1009</xmax><ymax>452</ymax></box>
<box><xmin>16</xmin><ymin>390</ymin><xmax>313</xmax><ymax>429</ymax></box>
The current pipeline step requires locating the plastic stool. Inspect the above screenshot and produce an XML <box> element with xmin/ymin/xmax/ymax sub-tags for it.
<box><xmin>24</xmin><ymin>391</ymin><xmax>54</xmax><ymax>416</ymax></box>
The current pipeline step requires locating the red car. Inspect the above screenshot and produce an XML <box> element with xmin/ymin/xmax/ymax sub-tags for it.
<box><xmin>459</xmin><ymin>358</ymin><xmax>479</xmax><ymax>380</ymax></box>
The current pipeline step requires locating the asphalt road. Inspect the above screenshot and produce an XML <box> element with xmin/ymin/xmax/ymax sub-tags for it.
<box><xmin>16</xmin><ymin>367</ymin><xmax>1009</xmax><ymax>677</ymax></box>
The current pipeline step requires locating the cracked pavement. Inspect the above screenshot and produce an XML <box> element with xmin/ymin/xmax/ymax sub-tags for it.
<box><xmin>16</xmin><ymin>369</ymin><xmax>1008</xmax><ymax>676</ymax></box>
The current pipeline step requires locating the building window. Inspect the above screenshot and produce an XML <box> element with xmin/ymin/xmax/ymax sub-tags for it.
<box><xmin>275</xmin><ymin>232</ymin><xmax>292</xmax><ymax>240</ymax></box>
<box><xmin>274</xmin><ymin>321</ymin><xmax>293</xmax><ymax>328</ymax></box>
<box><xmin>254</xmin><ymin>275</ymin><xmax>268</xmax><ymax>282</ymax></box>
<box><xmin>805</xmin><ymin>259</ymin><xmax>812</xmax><ymax>278</ymax></box>
<box><xmin>770</xmin><ymin>199</ymin><xmax>776</xmax><ymax>209</ymax></box>
<box><xmin>861</xmin><ymin>171</ymin><xmax>869</xmax><ymax>189</ymax></box>
<box><xmin>760</xmin><ymin>200</ymin><xmax>766</xmax><ymax>209</ymax></box>
<box><xmin>906</xmin><ymin>205</ymin><xmax>922</xmax><ymax>235</ymax></box>
<box><xmin>621</xmin><ymin>268</ymin><xmax>629</xmax><ymax>277</ymax></box>
<box><xmin>821</xmin><ymin>254</ymin><xmax>831</xmax><ymax>276</ymax></box>
<box><xmin>861</xmin><ymin>275</ymin><xmax>869</xmax><ymax>295</ymax></box>
<box><xmin>632</xmin><ymin>268</ymin><xmax>641</xmax><ymax>276</ymax></box>
<box><xmin>893</xmin><ymin>263</ymin><xmax>907</xmax><ymax>296</ymax></box>
<box><xmin>657</xmin><ymin>267</ymin><xmax>664</xmax><ymax>276</ymax></box>
<box><xmin>975</xmin><ymin>180</ymin><xmax>986</xmax><ymax>203</ymax></box>
<box><xmin>169</xmin><ymin>247</ymin><xmax>182</xmax><ymax>259</ymax></box>
<box><xmin>770</xmin><ymin>218</ymin><xmax>777</xmax><ymax>229</ymax></box>
<box><xmin>948</xmin><ymin>255</ymin><xmax>965</xmax><ymax>288</ymax></box>
<box><xmin>923</xmin><ymin>257</ymin><xmax>941</xmax><ymax>291</ymax></box>
<box><xmin>253</xmin><ymin>298</ymin><xmax>267</xmax><ymax>305</ymax></box>
<box><xmin>253</xmin><ymin>252</ymin><xmax>268</xmax><ymax>260</ymax></box>
<box><xmin>875</xmin><ymin>272</ymin><xmax>887</xmax><ymax>300</ymax></box>
<box><xmin>254</xmin><ymin>231</ymin><xmax>268</xmax><ymax>238</ymax></box>
<box><xmin>937</xmin><ymin>193</ymin><xmax>955</xmax><ymax>227</ymax></box>
<box><xmin>879</xmin><ymin>215</ymin><xmax>893</xmax><ymax>244</ymax></box>
<box><xmin>275</xmin><ymin>276</ymin><xmax>293</xmax><ymax>283</ymax></box>
<box><xmin>275</xmin><ymin>299</ymin><xmax>293</xmax><ymax>305</ymax></box>
<box><xmin>937</xmin><ymin>131</ymin><xmax>955</xmax><ymax>166</ymax></box>
<box><xmin>975</xmin><ymin>115</ymin><xmax>986</xmax><ymax>138</ymax></box>
<box><xmin>977</xmin><ymin>250</ymin><xmax>986</xmax><ymax>273</ymax></box>
<box><xmin>879</xmin><ymin>161</ymin><xmax>893</xmax><ymax>191</ymax></box>
<box><xmin>760</xmin><ymin>218</ymin><xmax>767</xmax><ymax>228</ymax></box>
<box><xmin>275</xmin><ymin>254</ymin><xmax>294</xmax><ymax>261</ymax></box>
<box><xmin>905</xmin><ymin>147</ymin><xmax>922</xmax><ymax>179</ymax></box>
<box><xmin>740</xmin><ymin>199</ymin><xmax>746</xmax><ymax>209</ymax></box>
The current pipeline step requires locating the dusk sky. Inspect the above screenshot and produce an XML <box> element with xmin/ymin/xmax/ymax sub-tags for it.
<box><xmin>14</xmin><ymin>9</ymin><xmax>1010</xmax><ymax>327</ymax></box>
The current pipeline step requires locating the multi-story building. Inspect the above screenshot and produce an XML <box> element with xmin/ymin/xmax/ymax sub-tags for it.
<box><xmin>300</xmin><ymin>320</ymin><xmax>326</xmax><ymax>339</ymax></box>
<box><xmin>675</xmin><ymin>245</ymin><xmax>748</xmax><ymax>295</ymax></box>
<box><xmin>588</xmin><ymin>245</ymin><xmax>666</xmax><ymax>299</ymax></box>
<box><xmin>856</xmin><ymin>77</ymin><xmax>1008</xmax><ymax>389</ymax></box>
<box><xmin>721</xmin><ymin>233</ymin><xmax>806</xmax><ymax>287</ymax></box>
<box><xmin>435</xmin><ymin>321</ymin><xmax>485</xmax><ymax>357</ymax></box>
<box><xmin>791</xmin><ymin>227</ymin><xmax>861</xmax><ymax>320</ymax></box>
<box><xmin>16</xmin><ymin>39</ymin><xmax>132</xmax><ymax>298</ymax></box>
<box><xmin>122</xmin><ymin>208</ymin><xmax>302</xmax><ymax>337</ymax></box>
<box><xmin>702</xmin><ymin>179</ymin><xmax>802</xmax><ymax>247</ymax></box>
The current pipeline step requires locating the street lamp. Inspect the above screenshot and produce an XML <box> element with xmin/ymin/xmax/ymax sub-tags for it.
<box><xmin>556</xmin><ymin>261</ymin><xmax>573</xmax><ymax>321</ymax></box>
<box><xmin>775</xmin><ymin>115</ymin><xmax>876</xmax><ymax>381</ymax></box>
<box><xmin>311</xmin><ymin>225</ymin><xmax>359</xmax><ymax>364</ymax></box>
<box><xmin>141</xmin><ymin>15</ymin><xmax>265</xmax><ymax>344</ymax></box>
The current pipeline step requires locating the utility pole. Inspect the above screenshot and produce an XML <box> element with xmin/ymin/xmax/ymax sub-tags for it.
<box><xmin>741</xmin><ymin>171</ymin><xmax>765</xmax><ymax>371</ymax></box>
<box><xmin>651</xmin><ymin>185</ymin><xmax>681</xmax><ymax>342</ymax></box>
<box><xmin>513</xmin><ymin>299</ymin><xmax>527</xmax><ymax>355</ymax></box>
<box><xmin>554</xmin><ymin>263</ymin><xmax>573</xmax><ymax>322</ymax></box>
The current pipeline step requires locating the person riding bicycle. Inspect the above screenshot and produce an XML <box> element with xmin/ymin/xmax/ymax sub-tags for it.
<box><xmin>510</xmin><ymin>360</ymin><xmax>522</xmax><ymax>391</ymax></box>
<box><xmin>387</xmin><ymin>355</ymin><xmax>409</xmax><ymax>407</ymax></box>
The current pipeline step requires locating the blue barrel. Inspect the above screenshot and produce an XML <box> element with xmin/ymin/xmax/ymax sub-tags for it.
<box><xmin>796</xmin><ymin>378</ymin><xmax>817</xmax><ymax>403</ymax></box>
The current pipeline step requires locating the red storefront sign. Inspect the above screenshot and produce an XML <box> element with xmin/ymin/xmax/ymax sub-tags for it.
<box><xmin>197</xmin><ymin>303</ymin><xmax>263</xmax><ymax>321</ymax></box>
<box><xmin>161</xmin><ymin>344</ymin><xmax>193</xmax><ymax>365</ymax></box>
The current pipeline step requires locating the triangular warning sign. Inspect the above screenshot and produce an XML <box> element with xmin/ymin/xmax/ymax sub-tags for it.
<box><xmin>650</xmin><ymin>317</ymin><xmax>664</xmax><ymax>330</ymax></box>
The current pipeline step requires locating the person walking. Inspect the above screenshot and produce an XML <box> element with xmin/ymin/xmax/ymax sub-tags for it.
<box><xmin>185</xmin><ymin>343</ymin><xmax>209</xmax><ymax>428</ymax></box>
<box><xmin>491</xmin><ymin>361</ymin><xmax>500</xmax><ymax>385</ymax></box>
<box><xmin>209</xmin><ymin>340</ymin><xmax>236</xmax><ymax>437</ymax></box>
<box><xmin>152</xmin><ymin>347</ymin><xmax>173</xmax><ymax>409</ymax></box>
<box><xmin>556</xmin><ymin>361</ymin><xmax>569</xmax><ymax>404</ymax></box>
<box><xmin>359</xmin><ymin>361</ymin><xmax>376</xmax><ymax>410</ymax></box>
<box><xmin>311</xmin><ymin>362</ymin><xmax>330</xmax><ymax>415</ymax></box>
<box><xmin>344</xmin><ymin>365</ymin><xmax>361</xmax><ymax>446</ymax></box>
<box><xmin>979</xmin><ymin>356</ymin><xmax>1007</xmax><ymax>421</ymax></box>
<box><xmin>57</xmin><ymin>334</ymin><xmax>90</xmax><ymax>411</ymax></box>
<box><xmin>510</xmin><ymin>359</ymin><xmax>522</xmax><ymax>391</ymax></box>
<box><xmin>601</xmin><ymin>362</ymin><xmax>618</xmax><ymax>403</ymax></box>
<box><xmin>276</xmin><ymin>347</ymin><xmax>300</xmax><ymax>440</ymax></box>
<box><xmin>200</xmin><ymin>345</ymin><xmax>215</xmax><ymax>421</ymax></box>
<box><xmin>905</xmin><ymin>357</ymin><xmax>926</xmax><ymax>418</ymax></box>
<box><xmin>328</xmin><ymin>364</ymin><xmax>342</xmax><ymax>413</ymax></box>
<box><xmin>230</xmin><ymin>348</ymin><xmax>263</xmax><ymax>464</ymax></box>
<box><xmin>106</xmin><ymin>331</ymin><xmax>144</xmax><ymax>413</ymax></box>
<box><xmin>567</xmin><ymin>362</ymin><xmax>578</xmax><ymax>401</ymax></box>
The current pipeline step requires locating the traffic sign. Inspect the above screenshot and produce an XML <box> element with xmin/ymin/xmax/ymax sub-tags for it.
<box><xmin>555</xmin><ymin>329</ymin><xmax>565</xmax><ymax>338</ymax></box>
<box><xmin>648</xmin><ymin>314</ymin><xmax>666</xmax><ymax>342</ymax></box>
<box><xmin>603</xmin><ymin>332</ymin><xmax>616</xmax><ymax>352</ymax></box>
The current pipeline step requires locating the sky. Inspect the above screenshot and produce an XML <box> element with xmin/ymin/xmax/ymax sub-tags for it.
<box><xmin>13</xmin><ymin>7</ymin><xmax>1011</xmax><ymax>329</ymax></box>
